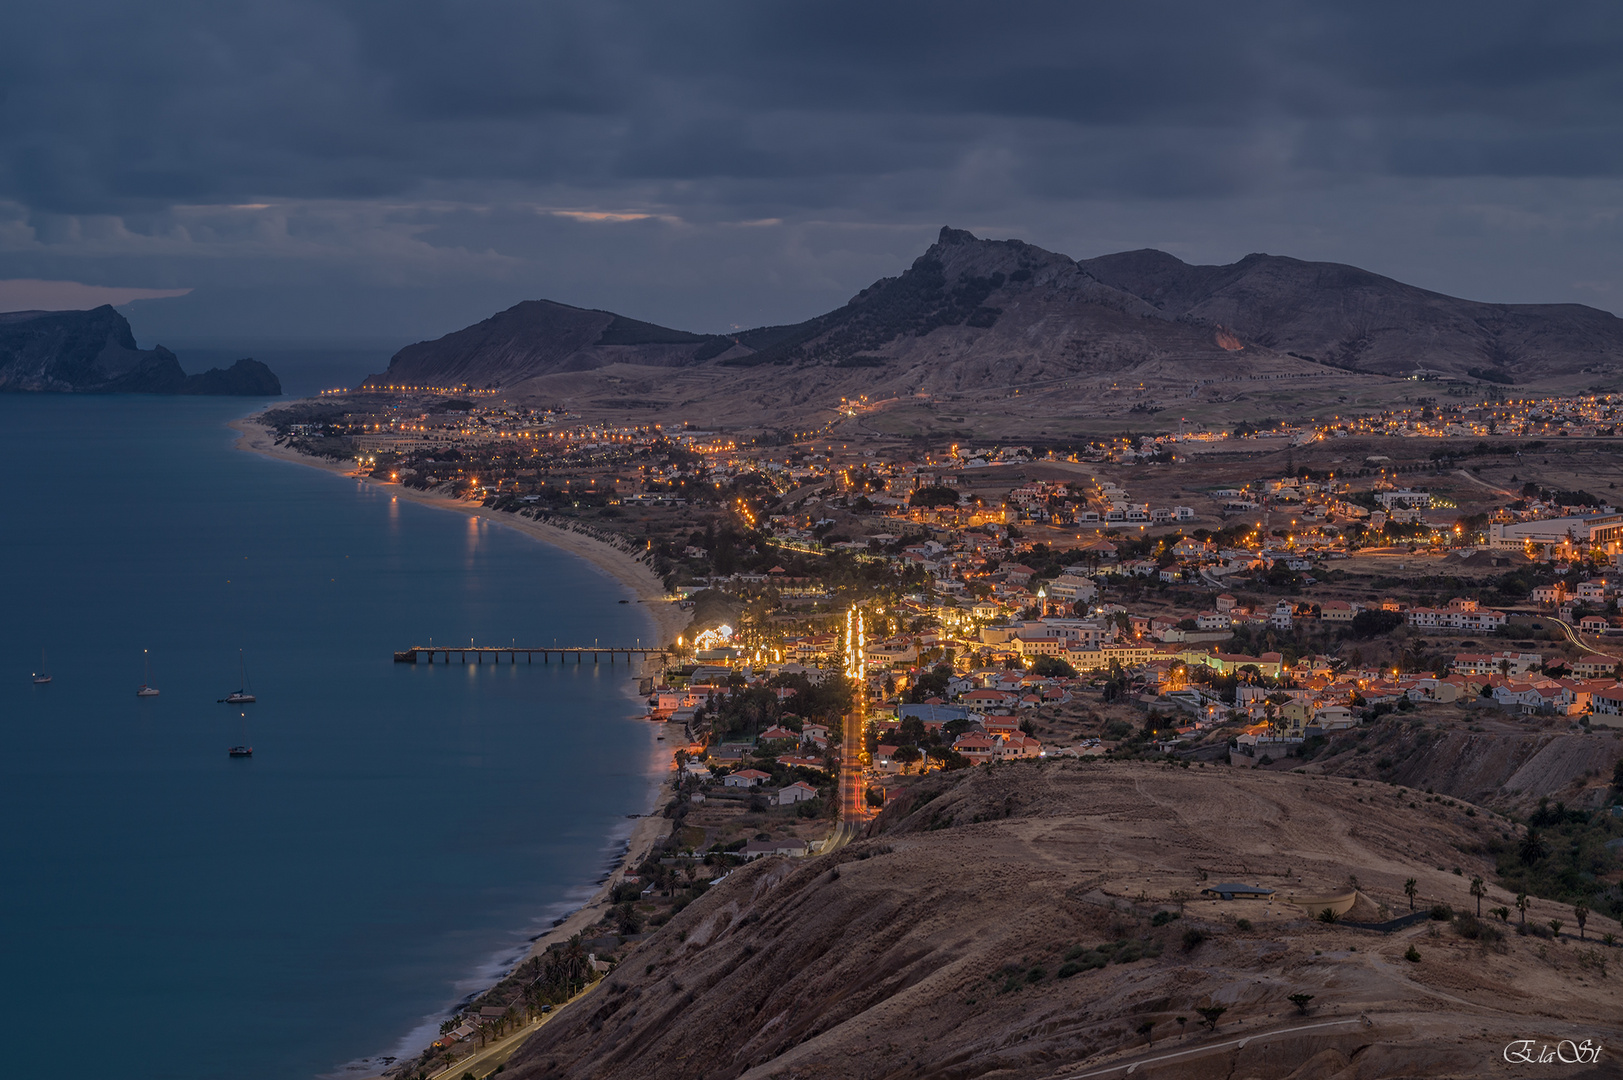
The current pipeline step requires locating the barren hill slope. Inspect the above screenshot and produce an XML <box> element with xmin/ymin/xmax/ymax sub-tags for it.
<box><xmin>1305</xmin><ymin>724</ymin><xmax>1623</xmax><ymax>815</ymax></box>
<box><xmin>504</xmin><ymin>763</ymin><xmax>1620</xmax><ymax>1080</ymax></box>
<box><xmin>358</xmin><ymin>229</ymin><xmax>1623</xmax><ymax>423</ymax></box>
<box><xmin>362</xmin><ymin>300</ymin><xmax>725</xmax><ymax>389</ymax></box>
<box><xmin>1079</xmin><ymin>249</ymin><xmax>1623</xmax><ymax>379</ymax></box>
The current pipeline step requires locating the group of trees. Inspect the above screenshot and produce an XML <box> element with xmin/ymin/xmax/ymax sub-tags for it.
<box><xmin>1495</xmin><ymin>798</ymin><xmax>1623</xmax><ymax>923</ymax></box>
<box><xmin>697</xmin><ymin>671</ymin><xmax>854</xmax><ymax>742</ymax></box>
<box><xmin>870</xmin><ymin>712</ymin><xmax>973</xmax><ymax>772</ymax></box>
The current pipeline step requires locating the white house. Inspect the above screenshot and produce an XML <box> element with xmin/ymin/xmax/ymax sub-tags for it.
<box><xmin>740</xmin><ymin>838</ymin><xmax>809</xmax><ymax>859</ymax></box>
<box><xmin>777</xmin><ymin>781</ymin><xmax>819</xmax><ymax>805</ymax></box>
<box><xmin>1312</xmin><ymin>704</ymin><xmax>1356</xmax><ymax>729</ymax></box>
<box><xmin>723</xmin><ymin>768</ymin><xmax>770</xmax><ymax>788</ymax></box>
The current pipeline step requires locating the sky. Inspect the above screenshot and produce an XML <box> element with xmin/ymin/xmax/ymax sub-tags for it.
<box><xmin>2</xmin><ymin>1</ymin><xmax>1621</xmax><ymax>346</ymax></box>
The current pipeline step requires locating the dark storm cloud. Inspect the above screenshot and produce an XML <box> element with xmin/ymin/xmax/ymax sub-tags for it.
<box><xmin>6</xmin><ymin>0</ymin><xmax>1622</xmax><ymax>213</ymax></box>
<box><xmin>1</xmin><ymin>1</ymin><xmax>1621</xmax><ymax>336</ymax></box>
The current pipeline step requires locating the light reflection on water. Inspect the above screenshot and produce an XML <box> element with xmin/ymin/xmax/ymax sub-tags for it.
<box><xmin>0</xmin><ymin>393</ymin><xmax>662</xmax><ymax>1080</ymax></box>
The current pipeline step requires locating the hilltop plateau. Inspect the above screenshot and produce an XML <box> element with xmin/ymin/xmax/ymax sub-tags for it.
<box><xmin>359</xmin><ymin>228</ymin><xmax>1623</xmax><ymax>431</ymax></box>
<box><xmin>0</xmin><ymin>306</ymin><xmax>280</xmax><ymax>395</ymax></box>
<box><xmin>501</xmin><ymin>763</ymin><xmax>1621</xmax><ymax>1080</ymax></box>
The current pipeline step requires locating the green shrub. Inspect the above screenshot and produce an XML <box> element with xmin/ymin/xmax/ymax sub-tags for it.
<box><xmin>1404</xmin><ymin>945</ymin><xmax>1422</xmax><ymax>962</ymax></box>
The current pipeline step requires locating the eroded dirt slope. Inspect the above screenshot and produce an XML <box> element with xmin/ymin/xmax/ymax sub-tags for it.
<box><xmin>1307</xmin><ymin>725</ymin><xmax>1622</xmax><ymax>814</ymax></box>
<box><xmin>505</xmin><ymin>763</ymin><xmax>1621</xmax><ymax>1080</ymax></box>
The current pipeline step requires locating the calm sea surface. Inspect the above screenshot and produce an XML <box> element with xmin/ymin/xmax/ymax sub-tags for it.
<box><xmin>0</xmin><ymin>365</ymin><xmax>661</xmax><ymax>1078</ymax></box>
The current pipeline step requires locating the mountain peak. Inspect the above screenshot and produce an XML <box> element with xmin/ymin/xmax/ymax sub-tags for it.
<box><xmin>359</xmin><ymin>227</ymin><xmax>1623</xmax><ymax>399</ymax></box>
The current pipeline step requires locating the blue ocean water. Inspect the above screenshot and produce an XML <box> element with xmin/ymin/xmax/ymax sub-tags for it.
<box><xmin>0</xmin><ymin>385</ymin><xmax>662</xmax><ymax>1078</ymax></box>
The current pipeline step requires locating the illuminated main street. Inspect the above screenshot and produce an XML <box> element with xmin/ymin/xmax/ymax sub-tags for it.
<box><xmin>823</xmin><ymin>606</ymin><xmax>871</xmax><ymax>853</ymax></box>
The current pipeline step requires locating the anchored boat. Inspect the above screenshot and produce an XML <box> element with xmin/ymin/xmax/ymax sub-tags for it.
<box><xmin>220</xmin><ymin>649</ymin><xmax>256</xmax><ymax>704</ymax></box>
<box><xmin>136</xmin><ymin>648</ymin><xmax>160</xmax><ymax>697</ymax></box>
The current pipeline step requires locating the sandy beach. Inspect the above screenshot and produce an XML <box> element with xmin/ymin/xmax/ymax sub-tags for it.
<box><xmin>230</xmin><ymin>411</ymin><xmax>684</xmax><ymax>1068</ymax></box>
<box><xmin>229</xmin><ymin>416</ymin><xmax>688</xmax><ymax>650</ymax></box>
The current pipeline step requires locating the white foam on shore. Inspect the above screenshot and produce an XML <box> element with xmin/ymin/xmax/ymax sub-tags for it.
<box><xmin>334</xmin><ymin>698</ymin><xmax>669</xmax><ymax>1077</ymax></box>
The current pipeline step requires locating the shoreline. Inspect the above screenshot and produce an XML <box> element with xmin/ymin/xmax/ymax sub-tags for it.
<box><xmin>228</xmin><ymin>416</ymin><xmax>688</xmax><ymax>649</ymax></box>
<box><xmin>229</xmin><ymin>412</ymin><xmax>682</xmax><ymax>1076</ymax></box>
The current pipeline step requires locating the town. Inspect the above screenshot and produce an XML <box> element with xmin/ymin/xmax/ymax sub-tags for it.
<box><xmin>290</xmin><ymin>381</ymin><xmax>1623</xmax><ymax>1079</ymax></box>
<box><xmin>266</xmin><ymin>387</ymin><xmax>1623</xmax><ymax>798</ymax></box>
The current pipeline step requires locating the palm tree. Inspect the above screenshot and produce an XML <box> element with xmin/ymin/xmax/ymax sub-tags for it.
<box><xmin>1574</xmin><ymin>902</ymin><xmax>1589</xmax><ymax>941</ymax></box>
<box><xmin>1404</xmin><ymin>878</ymin><xmax>1418</xmax><ymax>911</ymax></box>
<box><xmin>1469</xmin><ymin>875</ymin><xmax>1486</xmax><ymax>918</ymax></box>
<box><xmin>562</xmin><ymin>934</ymin><xmax>590</xmax><ymax>994</ymax></box>
<box><xmin>1516</xmin><ymin>891</ymin><xmax>1529</xmax><ymax>927</ymax></box>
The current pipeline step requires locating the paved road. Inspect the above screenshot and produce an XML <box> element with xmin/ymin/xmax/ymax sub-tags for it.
<box><xmin>1538</xmin><ymin>615</ymin><xmax>1622</xmax><ymax>660</ymax></box>
<box><xmin>823</xmin><ymin>707</ymin><xmax>869</xmax><ymax>853</ymax></box>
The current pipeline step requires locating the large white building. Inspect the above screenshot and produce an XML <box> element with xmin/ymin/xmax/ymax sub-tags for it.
<box><xmin>1407</xmin><ymin>598</ymin><xmax>1507</xmax><ymax>633</ymax></box>
<box><xmin>1488</xmin><ymin>514</ymin><xmax>1623</xmax><ymax>555</ymax></box>
<box><xmin>1376</xmin><ymin>489</ymin><xmax>1432</xmax><ymax>510</ymax></box>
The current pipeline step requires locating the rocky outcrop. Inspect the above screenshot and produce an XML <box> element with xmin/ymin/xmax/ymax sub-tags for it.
<box><xmin>173</xmin><ymin>358</ymin><xmax>281</xmax><ymax>395</ymax></box>
<box><xmin>0</xmin><ymin>306</ymin><xmax>281</xmax><ymax>395</ymax></box>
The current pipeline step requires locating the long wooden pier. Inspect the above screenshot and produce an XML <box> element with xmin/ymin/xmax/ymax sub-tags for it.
<box><xmin>393</xmin><ymin>646</ymin><xmax>669</xmax><ymax>666</ymax></box>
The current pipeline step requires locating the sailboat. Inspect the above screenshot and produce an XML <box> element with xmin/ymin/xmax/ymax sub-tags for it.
<box><xmin>228</xmin><ymin>710</ymin><xmax>253</xmax><ymax>757</ymax></box>
<box><xmin>136</xmin><ymin>649</ymin><xmax>160</xmax><ymax>697</ymax></box>
<box><xmin>32</xmin><ymin>648</ymin><xmax>50</xmax><ymax>684</ymax></box>
<box><xmin>220</xmin><ymin>649</ymin><xmax>256</xmax><ymax>704</ymax></box>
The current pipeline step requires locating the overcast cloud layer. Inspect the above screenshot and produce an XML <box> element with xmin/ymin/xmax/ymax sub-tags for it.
<box><xmin>2</xmin><ymin>1</ymin><xmax>1621</xmax><ymax>343</ymax></box>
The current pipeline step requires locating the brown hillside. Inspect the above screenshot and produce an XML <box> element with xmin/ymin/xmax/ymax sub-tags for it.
<box><xmin>1306</xmin><ymin>726</ymin><xmax>1623</xmax><ymax>815</ymax></box>
<box><xmin>503</xmin><ymin>763</ymin><xmax>1621</xmax><ymax>1080</ymax></box>
<box><xmin>1078</xmin><ymin>249</ymin><xmax>1623</xmax><ymax>380</ymax></box>
<box><xmin>363</xmin><ymin>300</ymin><xmax>717</xmax><ymax>389</ymax></box>
<box><xmin>360</xmin><ymin>228</ymin><xmax>1623</xmax><ymax>425</ymax></box>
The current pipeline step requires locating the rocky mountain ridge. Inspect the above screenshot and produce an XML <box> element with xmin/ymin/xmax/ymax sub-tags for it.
<box><xmin>0</xmin><ymin>306</ymin><xmax>281</xmax><ymax>395</ymax></box>
<box><xmin>360</xmin><ymin>228</ymin><xmax>1623</xmax><ymax>402</ymax></box>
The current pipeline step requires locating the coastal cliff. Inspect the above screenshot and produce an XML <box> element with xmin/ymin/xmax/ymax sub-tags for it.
<box><xmin>0</xmin><ymin>306</ymin><xmax>281</xmax><ymax>395</ymax></box>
